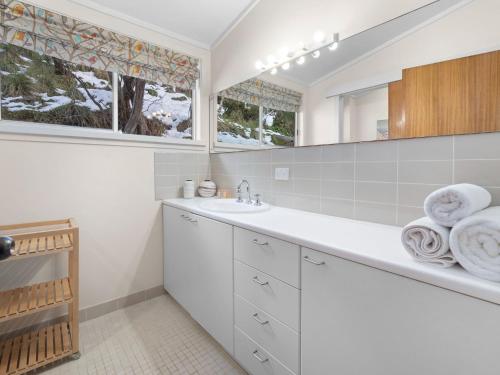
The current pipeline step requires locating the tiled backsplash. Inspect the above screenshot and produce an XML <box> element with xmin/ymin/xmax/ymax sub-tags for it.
<box><xmin>210</xmin><ymin>132</ymin><xmax>500</xmax><ymax>226</ymax></box>
<box><xmin>154</xmin><ymin>152</ymin><xmax>210</xmax><ymax>200</ymax></box>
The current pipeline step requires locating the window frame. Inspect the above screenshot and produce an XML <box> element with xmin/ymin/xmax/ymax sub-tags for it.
<box><xmin>0</xmin><ymin>53</ymin><xmax>203</xmax><ymax>148</ymax></box>
<box><xmin>213</xmin><ymin>95</ymin><xmax>298</xmax><ymax>151</ymax></box>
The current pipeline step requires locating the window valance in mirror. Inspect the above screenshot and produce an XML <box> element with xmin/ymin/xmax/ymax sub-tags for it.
<box><xmin>0</xmin><ymin>0</ymin><xmax>200</xmax><ymax>90</ymax></box>
<box><xmin>219</xmin><ymin>78</ymin><xmax>302</xmax><ymax>112</ymax></box>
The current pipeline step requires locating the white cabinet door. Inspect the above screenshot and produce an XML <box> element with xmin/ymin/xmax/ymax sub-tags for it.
<box><xmin>163</xmin><ymin>205</ymin><xmax>234</xmax><ymax>354</ymax></box>
<box><xmin>190</xmin><ymin>211</ymin><xmax>234</xmax><ymax>354</ymax></box>
<box><xmin>301</xmin><ymin>247</ymin><xmax>500</xmax><ymax>375</ymax></box>
<box><xmin>164</xmin><ymin>206</ymin><xmax>198</xmax><ymax>315</ymax></box>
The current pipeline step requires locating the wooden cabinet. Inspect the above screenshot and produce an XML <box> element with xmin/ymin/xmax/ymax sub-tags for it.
<box><xmin>163</xmin><ymin>206</ymin><xmax>234</xmax><ymax>354</ymax></box>
<box><xmin>389</xmin><ymin>50</ymin><xmax>500</xmax><ymax>139</ymax></box>
<box><xmin>301</xmin><ymin>247</ymin><xmax>500</xmax><ymax>375</ymax></box>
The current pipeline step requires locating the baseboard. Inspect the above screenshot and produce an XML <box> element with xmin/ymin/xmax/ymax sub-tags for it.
<box><xmin>0</xmin><ymin>285</ymin><xmax>167</xmax><ymax>340</ymax></box>
<box><xmin>80</xmin><ymin>285</ymin><xmax>167</xmax><ymax>322</ymax></box>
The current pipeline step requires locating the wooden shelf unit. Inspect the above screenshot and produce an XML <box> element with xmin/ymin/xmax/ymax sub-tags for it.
<box><xmin>0</xmin><ymin>219</ymin><xmax>79</xmax><ymax>374</ymax></box>
<box><xmin>0</xmin><ymin>322</ymin><xmax>73</xmax><ymax>375</ymax></box>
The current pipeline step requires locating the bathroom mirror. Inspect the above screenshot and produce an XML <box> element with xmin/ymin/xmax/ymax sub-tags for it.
<box><xmin>211</xmin><ymin>0</ymin><xmax>500</xmax><ymax>152</ymax></box>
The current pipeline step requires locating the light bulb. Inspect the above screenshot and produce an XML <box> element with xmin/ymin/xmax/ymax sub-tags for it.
<box><xmin>267</xmin><ymin>54</ymin><xmax>276</xmax><ymax>64</ymax></box>
<box><xmin>313</xmin><ymin>31</ymin><xmax>325</xmax><ymax>43</ymax></box>
<box><xmin>312</xmin><ymin>50</ymin><xmax>320</xmax><ymax>59</ymax></box>
<box><xmin>297</xmin><ymin>42</ymin><xmax>308</xmax><ymax>52</ymax></box>
<box><xmin>270</xmin><ymin>67</ymin><xmax>278</xmax><ymax>75</ymax></box>
<box><xmin>281</xmin><ymin>62</ymin><xmax>290</xmax><ymax>70</ymax></box>
<box><xmin>329</xmin><ymin>33</ymin><xmax>339</xmax><ymax>51</ymax></box>
<box><xmin>255</xmin><ymin>60</ymin><xmax>265</xmax><ymax>70</ymax></box>
<box><xmin>296</xmin><ymin>56</ymin><xmax>306</xmax><ymax>65</ymax></box>
<box><xmin>278</xmin><ymin>47</ymin><xmax>289</xmax><ymax>59</ymax></box>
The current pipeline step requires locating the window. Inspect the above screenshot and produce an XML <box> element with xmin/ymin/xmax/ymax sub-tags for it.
<box><xmin>0</xmin><ymin>44</ymin><xmax>197</xmax><ymax>141</ymax></box>
<box><xmin>262</xmin><ymin>107</ymin><xmax>296</xmax><ymax>147</ymax></box>
<box><xmin>217</xmin><ymin>96</ymin><xmax>296</xmax><ymax>147</ymax></box>
<box><xmin>217</xmin><ymin>96</ymin><xmax>260</xmax><ymax>145</ymax></box>
<box><xmin>118</xmin><ymin>75</ymin><xmax>193</xmax><ymax>139</ymax></box>
<box><xmin>1</xmin><ymin>44</ymin><xmax>112</xmax><ymax>129</ymax></box>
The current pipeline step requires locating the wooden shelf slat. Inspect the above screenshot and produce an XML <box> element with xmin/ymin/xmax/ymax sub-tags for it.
<box><xmin>0</xmin><ymin>322</ymin><xmax>73</xmax><ymax>375</ymax></box>
<box><xmin>0</xmin><ymin>279</ymin><xmax>72</xmax><ymax>323</ymax></box>
<box><xmin>2</xmin><ymin>233</ymin><xmax>73</xmax><ymax>263</ymax></box>
<box><xmin>0</xmin><ymin>218</ymin><xmax>79</xmax><ymax>374</ymax></box>
<box><xmin>0</xmin><ymin>219</ymin><xmax>74</xmax><ymax>263</ymax></box>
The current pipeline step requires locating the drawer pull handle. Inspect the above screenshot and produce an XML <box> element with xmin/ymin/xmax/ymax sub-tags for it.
<box><xmin>180</xmin><ymin>214</ymin><xmax>197</xmax><ymax>223</ymax></box>
<box><xmin>253</xmin><ymin>313</ymin><xmax>269</xmax><ymax>325</ymax></box>
<box><xmin>252</xmin><ymin>239</ymin><xmax>269</xmax><ymax>246</ymax></box>
<box><xmin>252</xmin><ymin>276</ymin><xmax>269</xmax><ymax>286</ymax></box>
<box><xmin>303</xmin><ymin>256</ymin><xmax>325</xmax><ymax>265</ymax></box>
<box><xmin>252</xmin><ymin>350</ymin><xmax>269</xmax><ymax>363</ymax></box>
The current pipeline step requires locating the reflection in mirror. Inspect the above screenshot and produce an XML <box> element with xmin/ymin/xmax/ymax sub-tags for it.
<box><xmin>216</xmin><ymin>78</ymin><xmax>301</xmax><ymax>147</ymax></box>
<box><xmin>211</xmin><ymin>0</ymin><xmax>500</xmax><ymax>152</ymax></box>
<box><xmin>340</xmin><ymin>85</ymin><xmax>388</xmax><ymax>143</ymax></box>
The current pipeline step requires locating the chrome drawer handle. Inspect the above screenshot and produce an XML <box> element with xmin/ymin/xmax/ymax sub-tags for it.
<box><xmin>303</xmin><ymin>256</ymin><xmax>325</xmax><ymax>265</ymax></box>
<box><xmin>252</xmin><ymin>239</ymin><xmax>269</xmax><ymax>246</ymax></box>
<box><xmin>252</xmin><ymin>350</ymin><xmax>269</xmax><ymax>363</ymax></box>
<box><xmin>180</xmin><ymin>214</ymin><xmax>197</xmax><ymax>223</ymax></box>
<box><xmin>252</xmin><ymin>313</ymin><xmax>269</xmax><ymax>325</ymax></box>
<box><xmin>252</xmin><ymin>276</ymin><xmax>269</xmax><ymax>286</ymax></box>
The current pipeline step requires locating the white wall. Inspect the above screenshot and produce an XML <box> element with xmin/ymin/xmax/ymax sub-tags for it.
<box><xmin>0</xmin><ymin>133</ymin><xmax>209</xmax><ymax>313</ymax></box>
<box><xmin>211</xmin><ymin>0</ymin><xmax>433</xmax><ymax>93</ymax></box>
<box><xmin>345</xmin><ymin>87</ymin><xmax>388</xmax><ymax>142</ymax></box>
<box><xmin>305</xmin><ymin>0</ymin><xmax>500</xmax><ymax>145</ymax></box>
<box><xmin>0</xmin><ymin>0</ymin><xmax>210</xmax><ymax>313</ymax></box>
<box><xmin>27</xmin><ymin>0</ymin><xmax>212</xmax><ymax>144</ymax></box>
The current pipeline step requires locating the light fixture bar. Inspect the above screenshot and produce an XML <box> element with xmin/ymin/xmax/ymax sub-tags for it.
<box><xmin>255</xmin><ymin>31</ymin><xmax>340</xmax><ymax>73</ymax></box>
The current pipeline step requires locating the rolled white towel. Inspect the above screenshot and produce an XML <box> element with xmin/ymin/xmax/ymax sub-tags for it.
<box><xmin>450</xmin><ymin>207</ymin><xmax>500</xmax><ymax>282</ymax></box>
<box><xmin>402</xmin><ymin>217</ymin><xmax>455</xmax><ymax>267</ymax></box>
<box><xmin>424</xmin><ymin>184</ymin><xmax>491</xmax><ymax>227</ymax></box>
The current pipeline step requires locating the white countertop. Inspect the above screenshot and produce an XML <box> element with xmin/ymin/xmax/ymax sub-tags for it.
<box><xmin>163</xmin><ymin>198</ymin><xmax>500</xmax><ymax>305</ymax></box>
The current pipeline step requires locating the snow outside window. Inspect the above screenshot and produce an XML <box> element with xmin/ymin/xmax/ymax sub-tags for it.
<box><xmin>217</xmin><ymin>96</ymin><xmax>295</xmax><ymax>147</ymax></box>
<box><xmin>0</xmin><ymin>44</ymin><xmax>196</xmax><ymax>140</ymax></box>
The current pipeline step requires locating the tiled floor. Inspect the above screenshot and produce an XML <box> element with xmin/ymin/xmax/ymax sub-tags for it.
<box><xmin>41</xmin><ymin>295</ymin><xmax>247</xmax><ymax>375</ymax></box>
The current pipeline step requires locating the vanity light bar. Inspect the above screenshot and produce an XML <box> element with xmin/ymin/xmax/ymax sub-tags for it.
<box><xmin>255</xmin><ymin>32</ymin><xmax>340</xmax><ymax>73</ymax></box>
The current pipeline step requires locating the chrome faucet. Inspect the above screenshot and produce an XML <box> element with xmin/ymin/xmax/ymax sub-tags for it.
<box><xmin>237</xmin><ymin>179</ymin><xmax>252</xmax><ymax>204</ymax></box>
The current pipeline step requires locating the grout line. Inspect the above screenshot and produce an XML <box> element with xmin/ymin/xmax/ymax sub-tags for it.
<box><xmin>353</xmin><ymin>143</ymin><xmax>357</xmax><ymax>219</ymax></box>
<box><xmin>452</xmin><ymin>135</ymin><xmax>456</xmax><ymax>183</ymax></box>
<box><xmin>395</xmin><ymin>141</ymin><xmax>400</xmax><ymax>225</ymax></box>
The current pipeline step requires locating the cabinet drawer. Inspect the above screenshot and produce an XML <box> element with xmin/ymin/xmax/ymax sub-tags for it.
<box><xmin>234</xmin><ymin>227</ymin><xmax>300</xmax><ymax>287</ymax></box>
<box><xmin>235</xmin><ymin>295</ymin><xmax>299</xmax><ymax>374</ymax></box>
<box><xmin>235</xmin><ymin>260</ymin><xmax>300</xmax><ymax>331</ymax></box>
<box><xmin>235</xmin><ymin>327</ymin><xmax>296</xmax><ymax>375</ymax></box>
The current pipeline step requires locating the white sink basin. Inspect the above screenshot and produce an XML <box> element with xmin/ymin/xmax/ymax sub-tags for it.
<box><xmin>198</xmin><ymin>199</ymin><xmax>271</xmax><ymax>213</ymax></box>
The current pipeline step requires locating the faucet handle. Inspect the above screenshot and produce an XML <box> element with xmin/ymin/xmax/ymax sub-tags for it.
<box><xmin>236</xmin><ymin>188</ymin><xmax>243</xmax><ymax>203</ymax></box>
<box><xmin>254</xmin><ymin>194</ymin><xmax>262</xmax><ymax>206</ymax></box>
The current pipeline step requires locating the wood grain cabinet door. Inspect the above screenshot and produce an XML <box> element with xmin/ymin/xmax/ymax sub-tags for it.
<box><xmin>389</xmin><ymin>50</ymin><xmax>500</xmax><ymax>139</ymax></box>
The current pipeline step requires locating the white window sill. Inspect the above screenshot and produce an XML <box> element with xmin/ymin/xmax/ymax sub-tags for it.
<box><xmin>212</xmin><ymin>141</ymin><xmax>288</xmax><ymax>153</ymax></box>
<box><xmin>0</xmin><ymin>120</ymin><xmax>207</xmax><ymax>150</ymax></box>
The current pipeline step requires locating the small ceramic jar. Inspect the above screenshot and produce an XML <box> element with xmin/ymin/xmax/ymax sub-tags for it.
<box><xmin>198</xmin><ymin>180</ymin><xmax>217</xmax><ymax>197</ymax></box>
<box><xmin>183</xmin><ymin>180</ymin><xmax>195</xmax><ymax>199</ymax></box>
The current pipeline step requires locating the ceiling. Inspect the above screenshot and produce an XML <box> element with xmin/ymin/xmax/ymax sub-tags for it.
<box><xmin>69</xmin><ymin>0</ymin><xmax>258</xmax><ymax>49</ymax></box>
<box><xmin>274</xmin><ymin>0</ymin><xmax>464</xmax><ymax>85</ymax></box>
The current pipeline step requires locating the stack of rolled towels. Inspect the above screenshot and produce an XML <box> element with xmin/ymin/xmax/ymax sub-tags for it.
<box><xmin>402</xmin><ymin>183</ymin><xmax>500</xmax><ymax>282</ymax></box>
